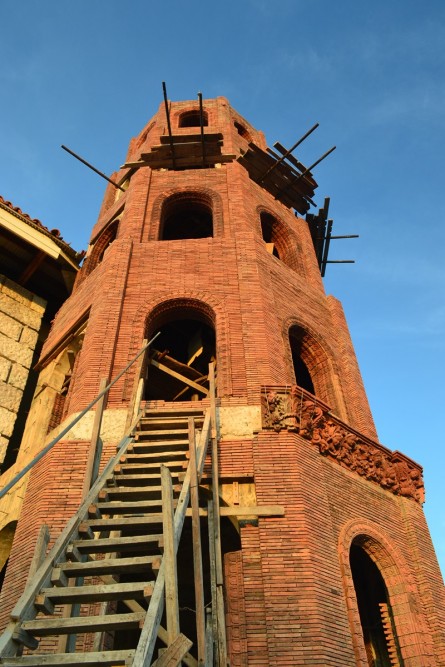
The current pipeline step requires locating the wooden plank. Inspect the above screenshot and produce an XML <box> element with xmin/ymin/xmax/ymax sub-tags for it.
<box><xmin>37</xmin><ymin>581</ymin><xmax>154</xmax><ymax>605</ymax></box>
<box><xmin>158</xmin><ymin>132</ymin><xmax>223</xmax><ymax>144</ymax></box>
<box><xmin>0</xmin><ymin>650</ymin><xmax>134</xmax><ymax>666</ymax></box>
<box><xmin>25</xmin><ymin>523</ymin><xmax>50</xmax><ymax>587</ymax></box>
<box><xmin>72</xmin><ymin>534</ymin><xmax>163</xmax><ymax>553</ymax></box>
<box><xmin>188</xmin><ymin>418</ymin><xmax>206</xmax><ymax>664</ymax></box>
<box><xmin>161</xmin><ymin>465</ymin><xmax>180</xmax><ymax>644</ymax></box>
<box><xmin>21</xmin><ymin>612</ymin><xmax>145</xmax><ymax>636</ymax></box>
<box><xmin>150</xmin><ymin>359</ymin><xmax>209</xmax><ymax>395</ymax></box>
<box><xmin>207</xmin><ymin>501</ymin><xmax>218</xmax><ymax>664</ymax></box>
<box><xmin>82</xmin><ymin>377</ymin><xmax>108</xmax><ymax>497</ymax></box>
<box><xmin>151</xmin><ymin>633</ymin><xmax>193</xmax><ymax>667</ymax></box>
<box><xmin>184</xmin><ymin>504</ymin><xmax>285</xmax><ymax>518</ymax></box>
<box><xmin>52</xmin><ymin>555</ymin><xmax>160</xmax><ymax>578</ymax></box>
<box><xmin>157</xmin><ymin>626</ymin><xmax>198</xmax><ymax>667</ymax></box>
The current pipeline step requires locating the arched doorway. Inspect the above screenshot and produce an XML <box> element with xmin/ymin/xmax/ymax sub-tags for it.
<box><xmin>145</xmin><ymin>302</ymin><xmax>216</xmax><ymax>402</ymax></box>
<box><xmin>350</xmin><ymin>542</ymin><xmax>402</xmax><ymax>666</ymax></box>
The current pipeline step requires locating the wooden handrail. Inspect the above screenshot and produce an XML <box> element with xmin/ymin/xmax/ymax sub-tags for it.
<box><xmin>133</xmin><ymin>409</ymin><xmax>212</xmax><ymax>666</ymax></box>
<box><xmin>0</xmin><ymin>332</ymin><xmax>160</xmax><ymax>500</ymax></box>
<box><xmin>0</xmin><ymin>411</ymin><xmax>142</xmax><ymax>658</ymax></box>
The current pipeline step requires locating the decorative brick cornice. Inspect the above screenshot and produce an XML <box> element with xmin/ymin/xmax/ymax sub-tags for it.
<box><xmin>261</xmin><ymin>385</ymin><xmax>424</xmax><ymax>503</ymax></box>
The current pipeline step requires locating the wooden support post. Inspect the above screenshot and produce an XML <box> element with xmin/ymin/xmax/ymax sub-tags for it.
<box><xmin>26</xmin><ymin>524</ymin><xmax>50</xmax><ymax>587</ymax></box>
<box><xmin>188</xmin><ymin>418</ymin><xmax>206</xmax><ymax>666</ymax></box>
<box><xmin>161</xmin><ymin>465</ymin><xmax>180</xmax><ymax>644</ymax></box>
<box><xmin>208</xmin><ymin>364</ymin><xmax>228</xmax><ymax>667</ymax></box>
<box><xmin>125</xmin><ymin>338</ymin><xmax>148</xmax><ymax>431</ymax></box>
<box><xmin>207</xmin><ymin>501</ymin><xmax>218</xmax><ymax>664</ymax></box>
<box><xmin>205</xmin><ymin>607</ymin><xmax>214</xmax><ymax>667</ymax></box>
<box><xmin>83</xmin><ymin>377</ymin><xmax>108</xmax><ymax>497</ymax></box>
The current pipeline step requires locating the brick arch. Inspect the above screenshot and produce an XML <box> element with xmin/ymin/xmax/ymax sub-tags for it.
<box><xmin>121</xmin><ymin>291</ymin><xmax>232</xmax><ymax>400</ymax></box>
<box><xmin>148</xmin><ymin>187</ymin><xmax>224</xmax><ymax>241</ymax></box>
<box><xmin>282</xmin><ymin>315</ymin><xmax>347</xmax><ymax>419</ymax></box>
<box><xmin>77</xmin><ymin>218</ymin><xmax>120</xmax><ymax>284</ymax></box>
<box><xmin>257</xmin><ymin>206</ymin><xmax>306</xmax><ymax>276</ymax></box>
<box><xmin>338</xmin><ymin>519</ymin><xmax>435</xmax><ymax>666</ymax></box>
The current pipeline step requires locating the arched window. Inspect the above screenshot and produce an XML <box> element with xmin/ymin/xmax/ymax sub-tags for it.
<box><xmin>234</xmin><ymin>120</ymin><xmax>252</xmax><ymax>143</ymax></box>
<box><xmin>350</xmin><ymin>543</ymin><xmax>402</xmax><ymax>666</ymax></box>
<box><xmin>288</xmin><ymin>326</ymin><xmax>316</xmax><ymax>395</ymax></box>
<box><xmin>159</xmin><ymin>193</ymin><xmax>213</xmax><ymax>240</ymax></box>
<box><xmin>178</xmin><ymin>110</ymin><xmax>208</xmax><ymax>128</ymax></box>
<box><xmin>260</xmin><ymin>212</ymin><xmax>281</xmax><ymax>259</ymax></box>
<box><xmin>145</xmin><ymin>301</ymin><xmax>216</xmax><ymax>402</ymax></box>
<box><xmin>0</xmin><ymin>522</ymin><xmax>17</xmax><ymax>593</ymax></box>
<box><xmin>81</xmin><ymin>219</ymin><xmax>120</xmax><ymax>280</ymax></box>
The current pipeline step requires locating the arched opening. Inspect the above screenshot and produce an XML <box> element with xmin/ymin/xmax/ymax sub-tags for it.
<box><xmin>0</xmin><ymin>522</ymin><xmax>17</xmax><ymax>593</ymax></box>
<box><xmin>145</xmin><ymin>304</ymin><xmax>216</xmax><ymax>402</ymax></box>
<box><xmin>160</xmin><ymin>193</ymin><xmax>213</xmax><ymax>240</ymax></box>
<box><xmin>81</xmin><ymin>219</ymin><xmax>119</xmax><ymax>280</ymax></box>
<box><xmin>260</xmin><ymin>212</ymin><xmax>281</xmax><ymax>258</ymax></box>
<box><xmin>178</xmin><ymin>110</ymin><xmax>208</xmax><ymax>128</ymax></box>
<box><xmin>350</xmin><ymin>543</ymin><xmax>402</xmax><ymax>666</ymax></box>
<box><xmin>234</xmin><ymin>120</ymin><xmax>252</xmax><ymax>143</ymax></box>
<box><xmin>288</xmin><ymin>326</ymin><xmax>315</xmax><ymax>395</ymax></box>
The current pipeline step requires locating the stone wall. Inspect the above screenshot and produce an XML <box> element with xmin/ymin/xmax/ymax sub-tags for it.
<box><xmin>0</xmin><ymin>276</ymin><xmax>46</xmax><ymax>465</ymax></box>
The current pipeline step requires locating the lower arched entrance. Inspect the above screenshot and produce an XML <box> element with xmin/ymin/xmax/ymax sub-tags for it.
<box><xmin>145</xmin><ymin>301</ymin><xmax>216</xmax><ymax>402</ymax></box>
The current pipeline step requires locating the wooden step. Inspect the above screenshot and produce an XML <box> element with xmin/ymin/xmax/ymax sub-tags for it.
<box><xmin>21</xmin><ymin>612</ymin><xmax>145</xmax><ymax>636</ymax></box>
<box><xmin>96</xmin><ymin>499</ymin><xmax>170</xmax><ymax>514</ymax></box>
<box><xmin>37</xmin><ymin>581</ymin><xmax>153</xmax><ymax>608</ymax></box>
<box><xmin>142</xmin><ymin>407</ymin><xmax>204</xmax><ymax>418</ymax></box>
<box><xmin>110</xmin><ymin>472</ymin><xmax>180</xmax><ymax>487</ymax></box>
<box><xmin>0</xmin><ymin>650</ymin><xmax>134</xmax><ymax>666</ymax></box>
<box><xmin>104</xmin><ymin>486</ymin><xmax>165</xmax><ymax>501</ymax></box>
<box><xmin>72</xmin><ymin>534</ymin><xmax>162</xmax><ymax>554</ymax></box>
<box><xmin>117</xmin><ymin>460</ymin><xmax>185</xmax><ymax>472</ymax></box>
<box><xmin>134</xmin><ymin>428</ymin><xmax>188</xmax><ymax>439</ymax></box>
<box><xmin>52</xmin><ymin>555</ymin><xmax>161</xmax><ymax>582</ymax></box>
<box><xmin>124</xmin><ymin>447</ymin><xmax>187</xmax><ymax>461</ymax></box>
<box><xmin>83</xmin><ymin>515</ymin><xmax>164</xmax><ymax>532</ymax></box>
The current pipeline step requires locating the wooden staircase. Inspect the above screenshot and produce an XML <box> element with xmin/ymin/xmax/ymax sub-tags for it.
<box><xmin>0</xmin><ymin>406</ymin><xmax>213</xmax><ymax>666</ymax></box>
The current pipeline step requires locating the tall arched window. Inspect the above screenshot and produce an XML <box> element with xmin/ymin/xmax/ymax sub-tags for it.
<box><xmin>350</xmin><ymin>543</ymin><xmax>402</xmax><ymax>666</ymax></box>
<box><xmin>145</xmin><ymin>301</ymin><xmax>216</xmax><ymax>401</ymax></box>
<box><xmin>81</xmin><ymin>219</ymin><xmax>120</xmax><ymax>279</ymax></box>
<box><xmin>178</xmin><ymin>110</ymin><xmax>208</xmax><ymax>128</ymax></box>
<box><xmin>159</xmin><ymin>193</ymin><xmax>213</xmax><ymax>240</ymax></box>
<box><xmin>288</xmin><ymin>325</ymin><xmax>316</xmax><ymax>395</ymax></box>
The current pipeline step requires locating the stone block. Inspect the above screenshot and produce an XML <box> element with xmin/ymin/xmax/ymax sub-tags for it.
<box><xmin>0</xmin><ymin>312</ymin><xmax>23</xmax><ymax>341</ymax></box>
<box><xmin>0</xmin><ymin>406</ymin><xmax>16</xmax><ymax>437</ymax></box>
<box><xmin>0</xmin><ymin>334</ymin><xmax>34</xmax><ymax>368</ymax></box>
<box><xmin>0</xmin><ymin>357</ymin><xmax>11</xmax><ymax>383</ymax></box>
<box><xmin>0</xmin><ymin>293</ymin><xmax>43</xmax><ymax>331</ymax></box>
<box><xmin>8</xmin><ymin>363</ymin><xmax>28</xmax><ymax>391</ymax></box>
<box><xmin>19</xmin><ymin>327</ymin><xmax>39</xmax><ymax>349</ymax></box>
<box><xmin>0</xmin><ymin>435</ymin><xmax>8</xmax><ymax>464</ymax></box>
<box><xmin>0</xmin><ymin>381</ymin><xmax>23</xmax><ymax>413</ymax></box>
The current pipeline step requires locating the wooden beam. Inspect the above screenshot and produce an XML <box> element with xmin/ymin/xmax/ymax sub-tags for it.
<box><xmin>188</xmin><ymin>418</ymin><xmax>206</xmax><ymax>665</ymax></box>
<box><xmin>151</xmin><ymin>633</ymin><xmax>193</xmax><ymax>667</ymax></box>
<box><xmin>161</xmin><ymin>465</ymin><xmax>180</xmax><ymax>644</ymax></box>
<box><xmin>18</xmin><ymin>250</ymin><xmax>46</xmax><ymax>286</ymax></box>
<box><xmin>83</xmin><ymin>377</ymin><xmax>108</xmax><ymax>497</ymax></box>
<box><xmin>150</xmin><ymin>358</ymin><xmax>209</xmax><ymax>395</ymax></box>
<box><xmin>185</xmin><ymin>505</ymin><xmax>285</xmax><ymax>518</ymax></box>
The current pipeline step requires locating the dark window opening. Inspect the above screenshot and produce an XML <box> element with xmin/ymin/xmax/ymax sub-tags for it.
<box><xmin>178</xmin><ymin>110</ymin><xmax>208</xmax><ymax>128</ymax></box>
<box><xmin>289</xmin><ymin>328</ymin><xmax>315</xmax><ymax>395</ymax></box>
<box><xmin>260</xmin><ymin>212</ymin><xmax>281</xmax><ymax>259</ymax></box>
<box><xmin>350</xmin><ymin>544</ymin><xmax>402</xmax><ymax>667</ymax></box>
<box><xmin>145</xmin><ymin>316</ymin><xmax>216</xmax><ymax>402</ymax></box>
<box><xmin>160</xmin><ymin>195</ymin><xmax>213</xmax><ymax>240</ymax></box>
<box><xmin>96</xmin><ymin>221</ymin><xmax>119</xmax><ymax>264</ymax></box>
<box><xmin>234</xmin><ymin>121</ymin><xmax>252</xmax><ymax>142</ymax></box>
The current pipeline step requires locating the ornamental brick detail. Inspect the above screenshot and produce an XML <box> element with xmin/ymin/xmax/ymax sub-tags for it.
<box><xmin>262</xmin><ymin>385</ymin><xmax>424</xmax><ymax>503</ymax></box>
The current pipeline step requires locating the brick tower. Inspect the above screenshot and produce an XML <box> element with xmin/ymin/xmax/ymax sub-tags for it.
<box><xmin>0</xmin><ymin>96</ymin><xmax>444</xmax><ymax>666</ymax></box>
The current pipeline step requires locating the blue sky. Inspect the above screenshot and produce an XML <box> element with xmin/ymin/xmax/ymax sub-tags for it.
<box><xmin>1</xmin><ymin>1</ymin><xmax>444</xmax><ymax>576</ymax></box>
